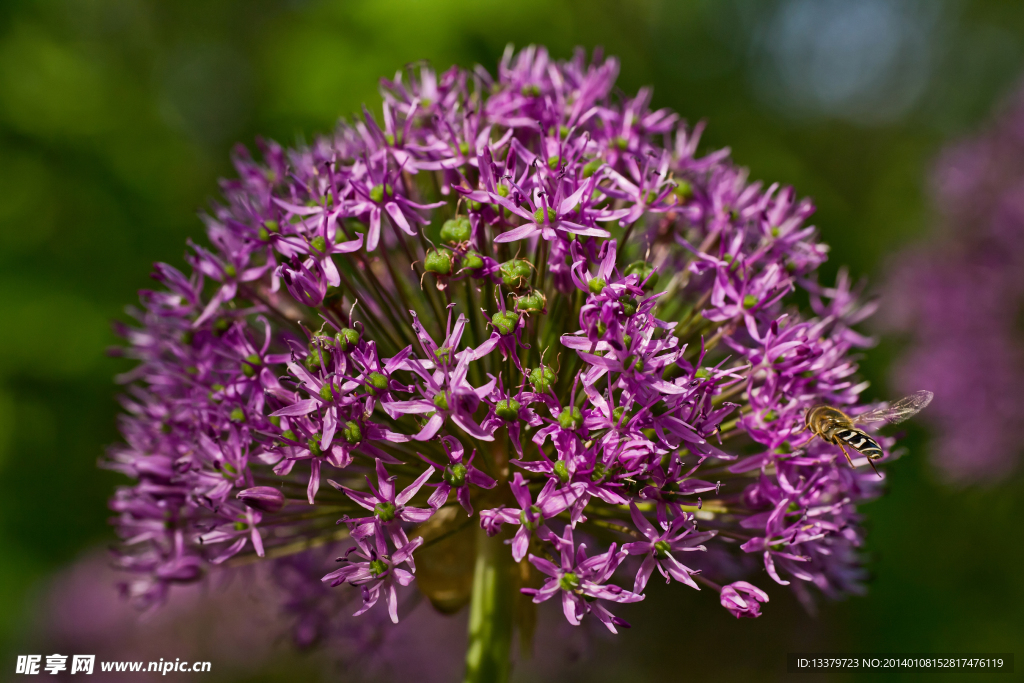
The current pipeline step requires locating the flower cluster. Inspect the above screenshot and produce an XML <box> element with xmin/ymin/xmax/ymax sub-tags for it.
<box><xmin>107</xmin><ymin>45</ymin><xmax>893</xmax><ymax>634</ymax></box>
<box><xmin>884</xmin><ymin>85</ymin><xmax>1024</xmax><ymax>484</ymax></box>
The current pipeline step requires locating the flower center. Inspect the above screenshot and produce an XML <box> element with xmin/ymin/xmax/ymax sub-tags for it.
<box><xmin>558</xmin><ymin>572</ymin><xmax>580</xmax><ymax>592</ymax></box>
<box><xmin>374</xmin><ymin>502</ymin><xmax>396</xmax><ymax>522</ymax></box>
<box><xmin>443</xmin><ymin>463</ymin><xmax>468</xmax><ymax>487</ymax></box>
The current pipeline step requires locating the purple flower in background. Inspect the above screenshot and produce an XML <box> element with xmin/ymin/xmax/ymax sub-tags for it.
<box><xmin>106</xmin><ymin>45</ymin><xmax>912</xmax><ymax>654</ymax></box>
<box><xmin>720</xmin><ymin>581</ymin><xmax>770</xmax><ymax>618</ymax></box>
<box><xmin>884</xmin><ymin>85</ymin><xmax>1024</xmax><ymax>483</ymax></box>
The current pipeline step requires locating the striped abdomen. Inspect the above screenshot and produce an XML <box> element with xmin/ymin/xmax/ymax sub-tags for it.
<box><xmin>834</xmin><ymin>428</ymin><xmax>883</xmax><ymax>460</ymax></box>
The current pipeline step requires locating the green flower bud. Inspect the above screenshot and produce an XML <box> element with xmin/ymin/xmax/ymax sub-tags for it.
<box><xmin>558</xmin><ymin>406</ymin><xmax>583</xmax><ymax>430</ymax></box>
<box><xmin>612</xmin><ymin>406</ymin><xmax>630</xmax><ymax>423</ymax></box>
<box><xmin>374</xmin><ymin>502</ymin><xmax>396</xmax><ymax>522</ymax></box>
<box><xmin>499</xmin><ymin>259</ymin><xmax>532</xmax><ymax>290</ymax></box>
<box><xmin>242</xmin><ymin>354</ymin><xmax>261</xmax><ymax>378</ymax></box>
<box><xmin>268</xmin><ymin>415</ymin><xmax>281</xmax><ymax>428</ymax></box>
<box><xmin>582</xmin><ymin>159</ymin><xmax>603</xmax><ymax>178</ymax></box>
<box><xmin>622</xmin><ymin>333</ymin><xmax>633</xmax><ymax>349</ymax></box>
<box><xmin>369</xmin><ymin>559</ymin><xmax>388</xmax><ymax>576</ymax></box>
<box><xmin>443</xmin><ymin>463</ymin><xmax>468</xmax><ymax>487</ymax></box>
<box><xmin>440</xmin><ymin>216</ymin><xmax>472</xmax><ymax>243</ymax></box>
<box><xmin>460</xmin><ymin>251</ymin><xmax>485</xmax><ymax>272</ymax></box>
<box><xmin>308</xmin><ymin>434</ymin><xmax>322</xmax><ymax>457</ymax></box>
<box><xmin>319</xmin><ymin>383</ymin><xmax>335</xmax><ymax>401</ymax></box>
<box><xmin>305</xmin><ymin>348</ymin><xmax>328</xmax><ymax>371</ymax></box>
<box><xmin>433</xmin><ymin>392</ymin><xmax>450</xmax><ymax>411</ymax></box>
<box><xmin>459</xmin><ymin>141</ymin><xmax>471</xmax><ymax>156</ymax></box>
<box><xmin>694</xmin><ymin>367</ymin><xmax>712</xmax><ymax>380</ymax></box>
<box><xmin>342</xmin><ymin>421</ymin><xmax>362</xmax><ymax>444</ymax></box>
<box><xmin>496</xmin><ymin>184</ymin><xmax>510</xmax><ymax>198</ymax></box>
<box><xmin>369</xmin><ymin>183</ymin><xmax>392</xmax><ymax>204</ymax></box>
<box><xmin>425</xmin><ymin>248</ymin><xmax>453</xmax><ymax>275</ymax></box>
<box><xmin>264</xmin><ymin>219</ymin><xmax>280</xmax><ymax>233</ymax></box>
<box><xmin>553</xmin><ymin>459</ymin><xmax>571</xmax><ymax>482</ymax></box>
<box><xmin>588</xmin><ymin>278</ymin><xmax>606</xmax><ymax>295</ymax></box>
<box><xmin>492</xmin><ymin>310</ymin><xmax>520</xmax><ymax>335</ymax></box>
<box><xmin>281</xmin><ymin>429</ymin><xmax>297</xmax><ymax>442</ymax></box>
<box><xmin>366</xmin><ymin>372</ymin><xmax>388</xmax><ymax>395</ymax></box>
<box><xmin>234</xmin><ymin>521</ymin><xmax>247</xmax><ymax>531</ymax></box>
<box><xmin>519</xmin><ymin>505</ymin><xmax>542</xmax><ymax>531</ymax></box>
<box><xmin>223</xmin><ymin>264</ymin><xmax>237</xmax><ymax>278</ymax></box>
<box><xmin>257</xmin><ymin>226</ymin><xmax>270</xmax><ymax>241</ymax></box>
<box><xmin>310</xmin><ymin>235</ymin><xmax>327</xmax><ymax>253</ymax></box>
<box><xmin>514</xmin><ymin>291</ymin><xmax>546</xmax><ymax>312</ymax></box>
<box><xmin>495</xmin><ymin>398</ymin><xmax>521</xmax><ymax>421</ymax></box>
<box><xmin>335</xmin><ymin>327</ymin><xmax>360</xmax><ymax>352</ymax></box>
<box><xmin>529</xmin><ymin>366</ymin><xmax>557</xmax><ymax>393</ymax></box>
<box><xmin>467</xmin><ymin>199</ymin><xmax>483</xmax><ymax>211</ymax></box>
<box><xmin>591</xmin><ymin>463</ymin><xmax>608</xmax><ymax>482</ymax></box>
<box><xmin>229</xmin><ymin>407</ymin><xmax>245</xmax><ymax>422</ymax></box>
<box><xmin>619</xmin><ymin>296</ymin><xmax>639</xmax><ymax>316</ymax></box>
<box><xmin>673</xmin><ymin>180</ymin><xmax>693</xmax><ymax>202</ymax></box>
<box><xmin>612</xmin><ymin>136</ymin><xmax>629</xmax><ymax>150</ymax></box>
<box><xmin>654</xmin><ymin>540</ymin><xmax>672</xmax><ymax>559</ymax></box>
<box><xmin>624</xmin><ymin>261</ymin><xmax>659</xmax><ymax>290</ymax></box>
<box><xmin>547</xmin><ymin>155</ymin><xmax>560</xmax><ymax>170</ymax></box>
<box><xmin>533</xmin><ymin>207</ymin><xmax>556</xmax><ymax>224</ymax></box>
<box><xmin>743</xmin><ymin>294</ymin><xmax>758</xmax><ymax>309</ymax></box>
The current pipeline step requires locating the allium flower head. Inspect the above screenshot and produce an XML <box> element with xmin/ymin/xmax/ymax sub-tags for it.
<box><xmin>107</xmin><ymin>45</ymin><xmax>900</xmax><ymax>639</ymax></box>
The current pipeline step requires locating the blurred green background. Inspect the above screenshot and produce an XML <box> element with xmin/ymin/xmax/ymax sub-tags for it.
<box><xmin>1</xmin><ymin>0</ymin><xmax>1022</xmax><ymax>680</ymax></box>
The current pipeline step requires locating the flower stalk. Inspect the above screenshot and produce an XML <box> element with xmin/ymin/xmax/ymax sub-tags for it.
<box><xmin>464</xmin><ymin>525</ymin><xmax>516</xmax><ymax>683</ymax></box>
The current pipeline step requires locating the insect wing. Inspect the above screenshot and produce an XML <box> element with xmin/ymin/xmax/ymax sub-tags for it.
<box><xmin>851</xmin><ymin>390</ymin><xmax>933</xmax><ymax>426</ymax></box>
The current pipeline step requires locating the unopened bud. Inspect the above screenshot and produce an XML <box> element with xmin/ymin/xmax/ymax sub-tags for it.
<box><xmin>529</xmin><ymin>366</ymin><xmax>557</xmax><ymax>393</ymax></box>
<box><xmin>440</xmin><ymin>216</ymin><xmax>472</xmax><ymax>243</ymax></box>
<box><xmin>491</xmin><ymin>310</ymin><xmax>520</xmax><ymax>335</ymax></box>
<box><xmin>499</xmin><ymin>259</ymin><xmax>532</xmax><ymax>290</ymax></box>
<box><xmin>495</xmin><ymin>398</ymin><xmax>521</xmax><ymax>421</ymax></box>
<box><xmin>237</xmin><ymin>486</ymin><xmax>285</xmax><ymax>513</ymax></box>
<box><xmin>425</xmin><ymin>248</ymin><xmax>453</xmax><ymax>275</ymax></box>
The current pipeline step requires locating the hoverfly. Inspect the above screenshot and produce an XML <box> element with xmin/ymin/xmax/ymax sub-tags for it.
<box><xmin>804</xmin><ymin>390</ymin><xmax>933</xmax><ymax>476</ymax></box>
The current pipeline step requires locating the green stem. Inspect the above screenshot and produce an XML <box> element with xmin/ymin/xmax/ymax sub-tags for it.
<box><xmin>463</xmin><ymin>525</ymin><xmax>515</xmax><ymax>683</ymax></box>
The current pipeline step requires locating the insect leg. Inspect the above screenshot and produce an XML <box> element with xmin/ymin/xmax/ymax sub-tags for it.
<box><xmin>866</xmin><ymin>457</ymin><xmax>881</xmax><ymax>479</ymax></box>
<box><xmin>836</xmin><ymin>443</ymin><xmax>854</xmax><ymax>468</ymax></box>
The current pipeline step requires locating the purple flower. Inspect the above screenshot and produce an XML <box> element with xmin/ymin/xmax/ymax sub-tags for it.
<box><xmin>322</xmin><ymin>525</ymin><xmax>422</xmax><ymax>623</ymax></box>
<box><xmin>521</xmin><ymin>525</ymin><xmax>642</xmax><ymax>633</ymax></box>
<box><xmin>479</xmin><ymin>473</ymin><xmax>576</xmax><ymax>562</ymax></box>
<box><xmin>426</xmin><ymin>436</ymin><xmax>496</xmax><ymax>515</ymax></box>
<box><xmin>336</xmin><ymin>460</ymin><xmax>433</xmax><ymax>548</ymax></box>
<box><xmin>884</xmin><ymin>85</ymin><xmax>1024</xmax><ymax>483</ymax></box>
<box><xmin>720</xmin><ymin>581</ymin><xmax>769</xmax><ymax>619</ymax></box>
<box><xmin>622</xmin><ymin>503</ymin><xmax>714</xmax><ymax>592</ymax></box>
<box><xmin>106</xmin><ymin>46</ymin><xmax>912</xmax><ymax>639</ymax></box>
